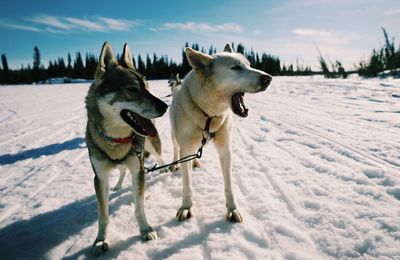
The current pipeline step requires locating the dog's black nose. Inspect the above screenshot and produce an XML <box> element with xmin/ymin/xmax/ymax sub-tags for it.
<box><xmin>260</xmin><ymin>74</ymin><xmax>272</xmax><ymax>90</ymax></box>
<box><xmin>261</xmin><ymin>74</ymin><xmax>272</xmax><ymax>85</ymax></box>
<box><xmin>157</xmin><ymin>100</ymin><xmax>168</xmax><ymax>114</ymax></box>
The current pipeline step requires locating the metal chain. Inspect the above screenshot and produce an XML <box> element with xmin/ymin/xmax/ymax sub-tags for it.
<box><xmin>134</xmin><ymin>118</ymin><xmax>213</xmax><ymax>174</ymax></box>
<box><xmin>134</xmin><ymin>142</ymin><xmax>146</xmax><ymax>172</ymax></box>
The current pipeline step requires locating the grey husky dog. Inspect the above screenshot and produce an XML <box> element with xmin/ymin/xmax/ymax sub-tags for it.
<box><xmin>168</xmin><ymin>73</ymin><xmax>181</xmax><ymax>94</ymax></box>
<box><xmin>170</xmin><ymin>44</ymin><xmax>272</xmax><ymax>222</ymax></box>
<box><xmin>85</xmin><ymin>42</ymin><xmax>168</xmax><ymax>255</ymax></box>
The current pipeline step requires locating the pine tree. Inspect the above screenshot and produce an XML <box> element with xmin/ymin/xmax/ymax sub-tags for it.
<box><xmin>33</xmin><ymin>46</ymin><xmax>41</xmax><ymax>70</ymax></box>
<box><xmin>287</xmin><ymin>64</ymin><xmax>294</xmax><ymax>76</ymax></box>
<box><xmin>191</xmin><ymin>43</ymin><xmax>199</xmax><ymax>51</ymax></box>
<box><xmin>73</xmin><ymin>52</ymin><xmax>84</xmax><ymax>78</ymax></box>
<box><xmin>146</xmin><ymin>54</ymin><xmax>152</xmax><ymax>78</ymax></box>
<box><xmin>335</xmin><ymin>61</ymin><xmax>347</xmax><ymax>78</ymax></box>
<box><xmin>48</xmin><ymin>60</ymin><xmax>54</xmax><ymax>78</ymax></box>
<box><xmin>84</xmin><ymin>53</ymin><xmax>97</xmax><ymax>79</ymax></box>
<box><xmin>1</xmin><ymin>54</ymin><xmax>9</xmax><ymax>72</ymax></box>
<box><xmin>67</xmin><ymin>53</ymin><xmax>72</xmax><ymax>77</ymax></box>
<box><xmin>32</xmin><ymin>46</ymin><xmax>43</xmax><ymax>82</ymax></box>
<box><xmin>358</xmin><ymin>28</ymin><xmax>400</xmax><ymax>77</ymax></box>
<box><xmin>319</xmin><ymin>55</ymin><xmax>331</xmax><ymax>78</ymax></box>
<box><xmin>1</xmin><ymin>54</ymin><xmax>10</xmax><ymax>84</ymax></box>
<box><xmin>137</xmin><ymin>54</ymin><xmax>145</xmax><ymax>74</ymax></box>
<box><xmin>208</xmin><ymin>45</ymin><xmax>215</xmax><ymax>55</ymax></box>
<box><xmin>236</xmin><ymin>43</ymin><xmax>245</xmax><ymax>54</ymax></box>
<box><xmin>181</xmin><ymin>42</ymin><xmax>191</xmax><ymax>76</ymax></box>
<box><xmin>57</xmin><ymin>57</ymin><xmax>66</xmax><ymax>77</ymax></box>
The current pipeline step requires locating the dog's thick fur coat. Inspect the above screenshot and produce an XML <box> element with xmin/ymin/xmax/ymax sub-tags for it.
<box><xmin>170</xmin><ymin>44</ymin><xmax>272</xmax><ymax>222</ymax></box>
<box><xmin>85</xmin><ymin>42</ymin><xmax>167</xmax><ymax>256</ymax></box>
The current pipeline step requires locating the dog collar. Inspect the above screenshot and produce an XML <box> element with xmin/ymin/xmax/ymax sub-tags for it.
<box><xmin>97</xmin><ymin>129</ymin><xmax>136</xmax><ymax>144</ymax></box>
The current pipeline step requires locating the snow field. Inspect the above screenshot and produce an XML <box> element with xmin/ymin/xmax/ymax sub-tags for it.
<box><xmin>0</xmin><ymin>76</ymin><xmax>399</xmax><ymax>259</ymax></box>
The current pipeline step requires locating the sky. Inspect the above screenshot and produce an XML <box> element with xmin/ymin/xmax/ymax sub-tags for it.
<box><xmin>0</xmin><ymin>0</ymin><xmax>399</xmax><ymax>70</ymax></box>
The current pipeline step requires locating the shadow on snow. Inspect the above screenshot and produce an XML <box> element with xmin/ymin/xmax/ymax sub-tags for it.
<box><xmin>0</xmin><ymin>141</ymin><xmax>238</xmax><ymax>258</ymax></box>
<box><xmin>0</xmin><ymin>187</ymin><xmax>132</xmax><ymax>259</ymax></box>
<box><xmin>0</xmin><ymin>137</ymin><xmax>85</xmax><ymax>165</ymax></box>
<box><xmin>0</xmin><ymin>183</ymin><xmax>237</xmax><ymax>259</ymax></box>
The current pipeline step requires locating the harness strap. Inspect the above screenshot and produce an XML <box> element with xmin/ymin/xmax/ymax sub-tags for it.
<box><xmin>204</xmin><ymin>117</ymin><xmax>212</xmax><ymax>133</ymax></box>
<box><xmin>98</xmin><ymin>129</ymin><xmax>135</xmax><ymax>144</ymax></box>
<box><xmin>145</xmin><ymin>116</ymin><xmax>214</xmax><ymax>173</ymax></box>
<box><xmin>97</xmin><ymin>129</ymin><xmax>137</xmax><ymax>164</ymax></box>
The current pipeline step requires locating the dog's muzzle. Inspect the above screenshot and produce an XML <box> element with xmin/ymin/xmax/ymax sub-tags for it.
<box><xmin>259</xmin><ymin>74</ymin><xmax>272</xmax><ymax>91</ymax></box>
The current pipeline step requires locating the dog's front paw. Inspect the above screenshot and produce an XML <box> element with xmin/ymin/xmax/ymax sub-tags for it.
<box><xmin>176</xmin><ymin>207</ymin><xmax>193</xmax><ymax>221</ymax></box>
<box><xmin>192</xmin><ymin>159</ymin><xmax>201</xmax><ymax>168</ymax></box>
<box><xmin>91</xmin><ymin>239</ymin><xmax>110</xmax><ymax>256</ymax></box>
<box><xmin>227</xmin><ymin>209</ymin><xmax>243</xmax><ymax>223</ymax></box>
<box><xmin>140</xmin><ymin>226</ymin><xmax>158</xmax><ymax>241</ymax></box>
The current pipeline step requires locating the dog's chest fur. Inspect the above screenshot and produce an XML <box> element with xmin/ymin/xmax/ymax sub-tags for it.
<box><xmin>177</xmin><ymin>81</ymin><xmax>230</xmax><ymax>134</ymax></box>
<box><xmin>86</xmin><ymin>122</ymin><xmax>138</xmax><ymax>162</ymax></box>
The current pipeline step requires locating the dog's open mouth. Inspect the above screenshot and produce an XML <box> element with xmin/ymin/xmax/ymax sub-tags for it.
<box><xmin>232</xmin><ymin>92</ymin><xmax>248</xmax><ymax>117</ymax></box>
<box><xmin>120</xmin><ymin>109</ymin><xmax>157</xmax><ymax>137</ymax></box>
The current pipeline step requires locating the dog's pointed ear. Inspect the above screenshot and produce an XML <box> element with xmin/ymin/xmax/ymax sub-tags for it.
<box><xmin>185</xmin><ymin>48</ymin><xmax>213</xmax><ymax>71</ymax></box>
<box><xmin>223</xmin><ymin>43</ymin><xmax>234</xmax><ymax>53</ymax></box>
<box><xmin>95</xmin><ymin>42</ymin><xmax>117</xmax><ymax>80</ymax></box>
<box><xmin>176</xmin><ymin>73</ymin><xmax>181</xmax><ymax>84</ymax></box>
<box><xmin>120</xmin><ymin>43</ymin><xmax>136</xmax><ymax>70</ymax></box>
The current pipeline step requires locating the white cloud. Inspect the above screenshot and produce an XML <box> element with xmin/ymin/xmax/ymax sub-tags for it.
<box><xmin>65</xmin><ymin>17</ymin><xmax>104</xmax><ymax>31</ymax></box>
<box><xmin>0</xmin><ymin>22</ymin><xmax>42</xmax><ymax>32</ymax></box>
<box><xmin>292</xmin><ymin>28</ymin><xmax>333</xmax><ymax>38</ymax></box>
<box><xmin>159</xmin><ymin>22</ymin><xmax>243</xmax><ymax>33</ymax></box>
<box><xmin>290</xmin><ymin>28</ymin><xmax>360</xmax><ymax>47</ymax></box>
<box><xmin>17</xmin><ymin>15</ymin><xmax>139</xmax><ymax>33</ymax></box>
<box><xmin>98</xmin><ymin>17</ymin><xmax>139</xmax><ymax>31</ymax></box>
<box><xmin>29</xmin><ymin>15</ymin><xmax>73</xmax><ymax>30</ymax></box>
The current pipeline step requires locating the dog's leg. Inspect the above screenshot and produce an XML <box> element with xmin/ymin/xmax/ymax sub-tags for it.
<box><xmin>90</xmin><ymin>157</ymin><xmax>112</xmax><ymax>256</ymax></box>
<box><xmin>215</xmin><ymin>132</ymin><xmax>243</xmax><ymax>223</ymax></box>
<box><xmin>176</xmin><ymin>148</ymin><xmax>195</xmax><ymax>220</ymax></box>
<box><xmin>113</xmin><ymin>166</ymin><xmax>126</xmax><ymax>191</ymax></box>
<box><xmin>145</xmin><ymin>136</ymin><xmax>167</xmax><ymax>173</ymax></box>
<box><xmin>126</xmin><ymin>156</ymin><xmax>158</xmax><ymax>240</ymax></box>
<box><xmin>169</xmin><ymin>132</ymin><xmax>180</xmax><ymax>172</ymax></box>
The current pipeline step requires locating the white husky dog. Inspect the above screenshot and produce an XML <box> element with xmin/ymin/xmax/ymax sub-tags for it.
<box><xmin>170</xmin><ymin>44</ymin><xmax>272</xmax><ymax>222</ymax></box>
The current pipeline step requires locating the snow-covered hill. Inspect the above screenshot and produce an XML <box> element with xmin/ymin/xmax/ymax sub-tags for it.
<box><xmin>0</xmin><ymin>77</ymin><xmax>399</xmax><ymax>259</ymax></box>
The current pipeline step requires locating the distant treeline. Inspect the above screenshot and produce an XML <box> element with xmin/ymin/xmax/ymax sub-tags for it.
<box><xmin>1</xmin><ymin>29</ymin><xmax>398</xmax><ymax>84</ymax></box>
<box><xmin>319</xmin><ymin>28</ymin><xmax>400</xmax><ymax>79</ymax></box>
<box><xmin>318</xmin><ymin>54</ymin><xmax>348</xmax><ymax>79</ymax></box>
<box><xmin>0</xmin><ymin>47</ymin><xmax>98</xmax><ymax>84</ymax></box>
<box><xmin>357</xmin><ymin>28</ymin><xmax>400</xmax><ymax>77</ymax></box>
<box><xmin>0</xmin><ymin>42</ymin><xmax>313</xmax><ymax>85</ymax></box>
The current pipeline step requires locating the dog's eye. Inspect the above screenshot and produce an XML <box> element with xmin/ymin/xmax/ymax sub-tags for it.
<box><xmin>231</xmin><ymin>65</ymin><xmax>242</xmax><ymax>71</ymax></box>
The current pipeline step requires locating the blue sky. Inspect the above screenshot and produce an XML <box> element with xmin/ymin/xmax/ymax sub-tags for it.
<box><xmin>1</xmin><ymin>0</ymin><xmax>399</xmax><ymax>70</ymax></box>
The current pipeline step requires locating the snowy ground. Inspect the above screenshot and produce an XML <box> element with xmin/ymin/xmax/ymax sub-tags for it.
<box><xmin>0</xmin><ymin>76</ymin><xmax>399</xmax><ymax>259</ymax></box>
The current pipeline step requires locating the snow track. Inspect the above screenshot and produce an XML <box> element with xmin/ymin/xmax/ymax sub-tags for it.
<box><xmin>0</xmin><ymin>77</ymin><xmax>399</xmax><ymax>259</ymax></box>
